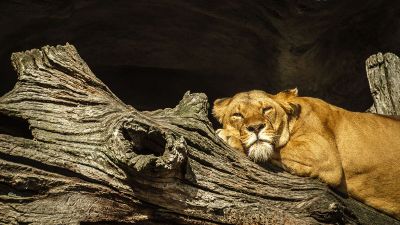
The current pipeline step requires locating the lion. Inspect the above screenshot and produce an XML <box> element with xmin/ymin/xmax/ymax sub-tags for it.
<box><xmin>213</xmin><ymin>89</ymin><xmax>400</xmax><ymax>219</ymax></box>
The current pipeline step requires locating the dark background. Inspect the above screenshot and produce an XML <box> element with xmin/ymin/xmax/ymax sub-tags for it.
<box><xmin>1</xmin><ymin>0</ymin><xmax>399</xmax><ymax>114</ymax></box>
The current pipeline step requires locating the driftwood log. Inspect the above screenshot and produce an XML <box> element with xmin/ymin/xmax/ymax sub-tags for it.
<box><xmin>0</xmin><ymin>44</ymin><xmax>399</xmax><ymax>225</ymax></box>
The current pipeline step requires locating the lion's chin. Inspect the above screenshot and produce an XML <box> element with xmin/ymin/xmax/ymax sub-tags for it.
<box><xmin>247</xmin><ymin>141</ymin><xmax>274</xmax><ymax>162</ymax></box>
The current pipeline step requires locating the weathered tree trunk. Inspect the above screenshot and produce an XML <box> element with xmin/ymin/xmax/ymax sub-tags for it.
<box><xmin>366</xmin><ymin>52</ymin><xmax>400</xmax><ymax>115</ymax></box>
<box><xmin>0</xmin><ymin>44</ymin><xmax>398</xmax><ymax>225</ymax></box>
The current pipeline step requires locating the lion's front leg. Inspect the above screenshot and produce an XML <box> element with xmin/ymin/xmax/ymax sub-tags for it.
<box><xmin>216</xmin><ymin>128</ymin><xmax>244</xmax><ymax>152</ymax></box>
<box><xmin>274</xmin><ymin>135</ymin><xmax>343</xmax><ymax>188</ymax></box>
<box><xmin>271</xmin><ymin>149</ymin><xmax>313</xmax><ymax>177</ymax></box>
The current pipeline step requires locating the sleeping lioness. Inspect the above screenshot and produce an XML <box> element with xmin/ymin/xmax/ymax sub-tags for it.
<box><xmin>213</xmin><ymin>89</ymin><xmax>400</xmax><ymax>219</ymax></box>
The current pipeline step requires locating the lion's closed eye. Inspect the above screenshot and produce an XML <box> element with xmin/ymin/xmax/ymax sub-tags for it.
<box><xmin>262</xmin><ymin>106</ymin><xmax>273</xmax><ymax>115</ymax></box>
<box><xmin>231</xmin><ymin>112</ymin><xmax>244</xmax><ymax>119</ymax></box>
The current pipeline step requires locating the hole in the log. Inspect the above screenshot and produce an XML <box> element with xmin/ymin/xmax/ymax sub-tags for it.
<box><xmin>0</xmin><ymin>182</ymin><xmax>40</xmax><ymax>198</ymax></box>
<box><xmin>0</xmin><ymin>113</ymin><xmax>33</xmax><ymax>139</ymax></box>
<box><xmin>123</xmin><ymin>128</ymin><xmax>166</xmax><ymax>157</ymax></box>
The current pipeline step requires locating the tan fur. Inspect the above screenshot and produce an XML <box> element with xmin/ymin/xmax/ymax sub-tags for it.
<box><xmin>213</xmin><ymin>89</ymin><xmax>400</xmax><ymax>219</ymax></box>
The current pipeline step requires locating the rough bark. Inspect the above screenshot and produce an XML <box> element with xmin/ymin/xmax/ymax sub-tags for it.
<box><xmin>366</xmin><ymin>52</ymin><xmax>400</xmax><ymax>115</ymax></box>
<box><xmin>0</xmin><ymin>44</ymin><xmax>398</xmax><ymax>225</ymax></box>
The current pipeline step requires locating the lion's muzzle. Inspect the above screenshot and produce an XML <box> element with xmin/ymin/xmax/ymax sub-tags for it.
<box><xmin>244</xmin><ymin>127</ymin><xmax>275</xmax><ymax>162</ymax></box>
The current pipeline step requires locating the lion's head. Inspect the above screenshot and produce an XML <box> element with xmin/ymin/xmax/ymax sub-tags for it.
<box><xmin>213</xmin><ymin>89</ymin><xmax>300</xmax><ymax>162</ymax></box>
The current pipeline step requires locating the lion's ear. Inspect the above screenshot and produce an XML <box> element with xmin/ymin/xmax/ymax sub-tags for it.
<box><xmin>285</xmin><ymin>103</ymin><xmax>301</xmax><ymax>117</ymax></box>
<box><xmin>213</xmin><ymin>97</ymin><xmax>231</xmax><ymax>124</ymax></box>
<box><xmin>274</xmin><ymin>88</ymin><xmax>300</xmax><ymax>116</ymax></box>
<box><xmin>276</xmin><ymin>88</ymin><xmax>298</xmax><ymax>99</ymax></box>
<box><xmin>277</xmin><ymin>101</ymin><xmax>301</xmax><ymax>118</ymax></box>
<box><xmin>273</xmin><ymin>94</ymin><xmax>301</xmax><ymax>117</ymax></box>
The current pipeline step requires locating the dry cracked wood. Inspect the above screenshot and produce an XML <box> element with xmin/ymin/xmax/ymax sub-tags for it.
<box><xmin>0</xmin><ymin>44</ymin><xmax>399</xmax><ymax>225</ymax></box>
<box><xmin>366</xmin><ymin>52</ymin><xmax>400</xmax><ymax>115</ymax></box>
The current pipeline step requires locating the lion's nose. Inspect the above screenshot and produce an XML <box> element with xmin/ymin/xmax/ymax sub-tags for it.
<box><xmin>246</xmin><ymin>123</ymin><xmax>266</xmax><ymax>133</ymax></box>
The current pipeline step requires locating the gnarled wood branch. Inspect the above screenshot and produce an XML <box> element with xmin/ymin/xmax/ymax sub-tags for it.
<box><xmin>0</xmin><ymin>44</ymin><xmax>398</xmax><ymax>225</ymax></box>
